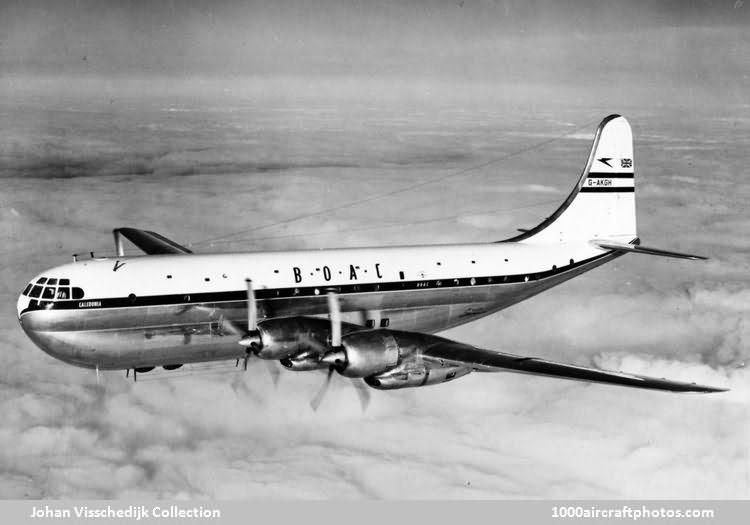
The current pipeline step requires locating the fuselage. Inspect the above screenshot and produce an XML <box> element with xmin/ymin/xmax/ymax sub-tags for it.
<box><xmin>17</xmin><ymin>241</ymin><xmax>618</xmax><ymax>370</ymax></box>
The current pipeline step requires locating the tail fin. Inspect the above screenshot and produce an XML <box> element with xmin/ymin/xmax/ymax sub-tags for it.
<box><xmin>506</xmin><ymin>114</ymin><xmax>637</xmax><ymax>244</ymax></box>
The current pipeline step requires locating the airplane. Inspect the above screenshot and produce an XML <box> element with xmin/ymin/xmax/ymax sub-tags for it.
<box><xmin>16</xmin><ymin>114</ymin><xmax>727</xmax><ymax>406</ymax></box>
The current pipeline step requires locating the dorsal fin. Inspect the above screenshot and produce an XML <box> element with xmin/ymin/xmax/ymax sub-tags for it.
<box><xmin>113</xmin><ymin>227</ymin><xmax>192</xmax><ymax>255</ymax></box>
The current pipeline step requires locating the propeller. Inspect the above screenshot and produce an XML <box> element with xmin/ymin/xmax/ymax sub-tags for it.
<box><xmin>188</xmin><ymin>283</ymin><xmax>278</xmax><ymax>385</ymax></box>
<box><xmin>247</xmin><ymin>279</ymin><xmax>258</xmax><ymax>331</ymax></box>
<box><xmin>236</xmin><ymin>281</ymin><xmax>280</xmax><ymax>385</ymax></box>
<box><xmin>308</xmin><ymin>292</ymin><xmax>342</xmax><ymax>411</ymax></box>
<box><xmin>351</xmin><ymin>379</ymin><xmax>371</xmax><ymax>412</ymax></box>
<box><xmin>310</xmin><ymin>365</ymin><xmax>335</xmax><ymax>412</ymax></box>
<box><xmin>266</xmin><ymin>361</ymin><xmax>281</xmax><ymax>387</ymax></box>
<box><xmin>238</xmin><ymin>279</ymin><xmax>262</xmax><ymax>370</ymax></box>
<box><xmin>309</xmin><ymin>291</ymin><xmax>370</xmax><ymax>412</ymax></box>
<box><xmin>328</xmin><ymin>291</ymin><xmax>341</xmax><ymax>348</ymax></box>
<box><xmin>320</xmin><ymin>291</ymin><xmax>347</xmax><ymax>369</ymax></box>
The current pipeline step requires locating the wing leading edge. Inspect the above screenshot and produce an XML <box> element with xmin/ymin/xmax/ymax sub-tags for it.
<box><xmin>423</xmin><ymin>342</ymin><xmax>727</xmax><ymax>393</ymax></box>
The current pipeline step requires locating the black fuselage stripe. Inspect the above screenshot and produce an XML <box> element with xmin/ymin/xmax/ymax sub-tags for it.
<box><xmin>579</xmin><ymin>187</ymin><xmax>635</xmax><ymax>193</ymax></box>
<box><xmin>587</xmin><ymin>172</ymin><xmax>634</xmax><ymax>179</ymax></box>
<box><xmin>21</xmin><ymin>251</ymin><xmax>614</xmax><ymax>314</ymax></box>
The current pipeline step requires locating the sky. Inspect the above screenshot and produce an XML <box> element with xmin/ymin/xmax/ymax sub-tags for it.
<box><xmin>0</xmin><ymin>0</ymin><xmax>749</xmax><ymax>499</ymax></box>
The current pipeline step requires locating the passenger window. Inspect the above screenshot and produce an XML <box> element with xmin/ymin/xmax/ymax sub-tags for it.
<box><xmin>42</xmin><ymin>287</ymin><xmax>56</xmax><ymax>299</ymax></box>
<box><xmin>30</xmin><ymin>285</ymin><xmax>43</xmax><ymax>298</ymax></box>
<box><xmin>59</xmin><ymin>279</ymin><xmax>70</xmax><ymax>286</ymax></box>
<box><xmin>57</xmin><ymin>288</ymin><xmax>70</xmax><ymax>300</ymax></box>
<box><xmin>22</xmin><ymin>284</ymin><xmax>32</xmax><ymax>296</ymax></box>
<box><xmin>47</xmin><ymin>278</ymin><xmax>58</xmax><ymax>285</ymax></box>
<box><xmin>72</xmin><ymin>287</ymin><xmax>85</xmax><ymax>299</ymax></box>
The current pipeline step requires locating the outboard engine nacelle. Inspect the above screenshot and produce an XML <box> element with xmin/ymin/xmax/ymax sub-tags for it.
<box><xmin>327</xmin><ymin>330</ymin><xmax>400</xmax><ymax>378</ymax></box>
<box><xmin>365</xmin><ymin>364</ymin><xmax>471</xmax><ymax>390</ymax></box>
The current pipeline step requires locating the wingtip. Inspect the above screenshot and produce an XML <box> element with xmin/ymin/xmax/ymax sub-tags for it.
<box><xmin>688</xmin><ymin>385</ymin><xmax>729</xmax><ymax>394</ymax></box>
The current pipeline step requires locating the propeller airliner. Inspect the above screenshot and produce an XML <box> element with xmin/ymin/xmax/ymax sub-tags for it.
<box><xmin>17</xmin><ymin>115</ymin><xmax>727</xmax><ymax>404</ymax></box>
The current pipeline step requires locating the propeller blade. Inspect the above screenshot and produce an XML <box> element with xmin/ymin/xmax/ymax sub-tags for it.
<box><xmin>222</xmin><ymin>318</ymin><xmax>244</xmax><ymax>337</ymax></box>
<box><xmin>350</xmin><ymin>379</ymin><xmax>371</xmax><ymax>413</ymax></box>
<box><xmin>246</xmin><ymin>279</ymin><xmax>257</xmax><ymax>330</ymax></box>
<box><xmin>265</xmin><ymin>360</ymin><xmax>281</xmax><ymax>387</ymax></box>
<box><xmin>327</xmin><ymin>291</ymin><xmax>341</xmax><ymax>348</ymax></box>
<box><xmin>239</xmin><ymin>279</ymin><xmax>263</xmax><ymax>351</ymax></box>
<box><xmin>310</xmin><ymin>366</ymin><xmax>335</xmax><ymax>411</ymax></box>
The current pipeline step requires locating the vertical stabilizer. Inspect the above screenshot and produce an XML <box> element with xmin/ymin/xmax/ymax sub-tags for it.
<box><xmin>506</xmin><ymin>115</ymin><xmax>637</xmax><ymax>244</ymax></box>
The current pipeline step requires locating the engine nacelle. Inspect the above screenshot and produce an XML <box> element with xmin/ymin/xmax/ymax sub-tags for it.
<box><xmin>365</xmin><ymin>365</ymin><xmax>471</xmax><ymax>390</ymax></box>
<box><xmin>335</xmin><ymin>330</ymin><xmax>400</xmax><ymax>378</ymax></box>
<box><xmin>279</xmin><ymin>355</ymin><xmax>327</xmax><ymax>372</ymax></box>
<box><xmin>255</xmin><ymin>317</ymin><xmax>357</xmax><ymax>360</ymax></box>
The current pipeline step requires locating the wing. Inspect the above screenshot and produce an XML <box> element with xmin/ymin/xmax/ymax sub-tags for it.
<box><xmin>113</xmin><ymin>227</ymin><xmax>193</xmax><ymax>255</ymax></box>
<box><xmin>423</xmin><ymin>342</ymin><xmax>726</xmax><ymax>393</ymax></box>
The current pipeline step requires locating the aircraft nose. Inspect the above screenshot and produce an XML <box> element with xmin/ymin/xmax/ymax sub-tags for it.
<box><xmin>18</xmin><ymin>308</ymin><xmax>39</xmax><ymax>343</ymax></box>
<box><xmin>17</xmin><ymin>310</ymin><xmax>84</xmax><ymax>368</ymax></box>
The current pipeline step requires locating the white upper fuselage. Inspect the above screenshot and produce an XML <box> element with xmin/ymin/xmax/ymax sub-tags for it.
<box><xmin>19</xmin><ymin>241</ymin><xmax>604</xmax><ymax>306</ymax></box>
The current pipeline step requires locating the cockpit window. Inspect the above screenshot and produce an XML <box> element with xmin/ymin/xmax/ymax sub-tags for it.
<box><xmin>25</xmin><ymin>278</ymin><xmax>79</xmax><ymax>303</ymax></box>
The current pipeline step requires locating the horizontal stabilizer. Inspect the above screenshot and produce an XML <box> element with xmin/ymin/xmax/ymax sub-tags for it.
<box><xmin>113</xmin><ymin>227</ymin><xmax>192</xmax><ymax>255</ymax></box>
<box><xmin>593</xmin><ymin>240</ymin><xmax>707</xmax><ymax>260</ymax></box>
